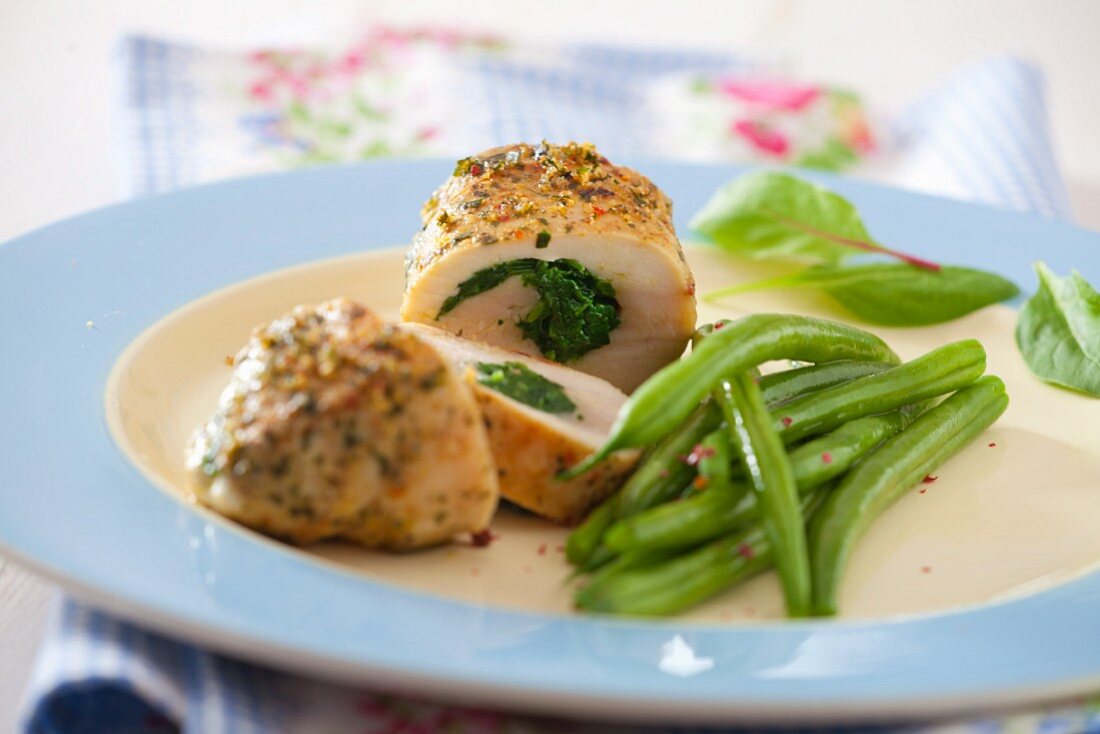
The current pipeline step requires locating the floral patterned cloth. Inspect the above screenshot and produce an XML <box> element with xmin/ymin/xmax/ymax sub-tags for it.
<box><xmin>237</xmin><ymin>27</ymin><xmax>503</xmax><ymax>167</ymax></box>
<box><xmin>645</xmin><ymin>76</ymin><xmax>877</xmax><ymax>169</ymax></box>
<box><xmin>21</xmin><ymin>26</ymin><xmax>1084</xmax><ymax>734</ymax></box>
<box><xmin>115</xmin><ymin>29</ymin><xmax>1069</xmax><ymax>219</ymax></box>
<box><xmin>234</xmin><ymin>29</ymin><xmax>876</xmax><ymax>174</ymax></box>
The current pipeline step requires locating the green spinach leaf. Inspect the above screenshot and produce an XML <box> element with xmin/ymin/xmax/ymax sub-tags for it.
<box><xmin>1016</xmin><ymin>262</ymin><xmax>1100</xmax><ymax>397</ymax></box>
<box><xmin>690</xmin><ymin>171</ymin><xmax>939</xmax><ymax>270</ymax></box>
<box><xmin>708</xmin><ymin>263</ymin><xmax>1019</xmax><ymax>326</ymax></box>
<box><xmin>436</xmin><ymin>259</ymin><xmax>536</xmax><ymax>318</ymax></box>
<box><xmin>436</xmin><ymin>258</ymin><xmax>620</xmax><ymax>363</ymax></box>
<box><xmin>517</xmin><ymin>259</ymin><xmax>620</xmax><ymax>363</ymax></box>
<box><xmin>475</xmin><ymin>361</ymin><xmax>577</xmax><ymax>414</ymax></box>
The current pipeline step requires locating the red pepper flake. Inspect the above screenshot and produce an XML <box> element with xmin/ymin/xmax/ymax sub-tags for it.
<box><xmin>922</xmin><ymin>475</ymin><xmax>938</xmax><ymax>484</ymax></box>
<box><xmin>781</xmin><ymin>416</ymin><xmax>793</xmax><ymax>427</ymax></box>
<box><xmin>469</xmin><ymin>163</ymin><xmax>484</xmax><ymax>176</ymax></box>
<box><xmin>821</xmin><ymin>452</ymin><xmax>833</xmax><ymax>464</ymax></box>
<box><xmin>693</xmin><ymin>476</ymin><xmax>709</xmax><ymax>491</ymax></box>
<box><xmin>470</xmin><ymin>529</ymin><xmax>497</xmax><ymax>548</ymax></box>
<box><xmin>537</xmin><ymin>543</ymin><xmax>547</xmax><ymax>556</ymax></box>
<box><xmin>921</xmin><ymin>565</ymin><xmax>932</xmax><ymax>574</ymax></box>
<box><xmin>737</xmin><ymin>543</ymin><xmax>755</xmax><ymax>560</ymax></box>
<box><xmin>919</xmin><ymin>488</ymin><xmax>927</xmax><ymax>494</ymax></box>
<box><xmin>988</xmin><ymin>442</ymin><xmax>997</xmax><ymax>448</ymax></box>
<box><xmin>683</xmin><ymin>443</ymin><xmax>716</xmax><ymax>466</ymax></box>
<box><xmin>713</xmin><ymin>321</ymin><xmax>725</xmax><ymax>330</ymax></box>
<box><xmin>592</xmin><ymin>206</ymin><xmax>607</xmax><ymax>217</ymax></box>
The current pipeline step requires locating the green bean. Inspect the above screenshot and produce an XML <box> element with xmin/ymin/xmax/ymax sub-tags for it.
<box><xmin>579</xmin><ymin>545</ymin><xmax>619</xmax><ymax>572</ymax></box>
<box><xmin>565</xmin><ymin>403</ymin><xmax>720</xmax><ymax>567</ymax></box>
<box><xmin>810</xmin><ymin>375</ymin><xmax>1009</xmax><ymax>616</ymax></box>
<box><xmin>615</xmin><ymin>402</ymin><xmax>721</xmax><ymax>517</ymax></box>
<box><xmin>759</xmin><ymin>361</ymin><xmax>893</xmax><ymax>407</ymax></box>
<box><xmin>568</xmin><ymin>348</ymin><xmax>906</xmax><ymax>569</ymax></box>
<box><xmin>789</xmin><ymin>409</ymin><xmax>920</xmax><ymax>481</ymax></box>
<box><xmin>691</xmin><ymin>319</ymin><xmax>731</xmax><ymax>346</ymax></box>
<box><xmin>577</xmin><ymin>523</ymin><xmax>770</xmax><ymax>615</ymax></box>
<box><xmin>696</xmin><ymin>428</ymin><xmax>735</xmax><ymax>495</ymax></box>
<box><xmin>576</xmin><ymin>488</ymin><xmax>828</xmax><ymax>616</ymax></box>
<box><xmin>776</xmin><ymin>339</ymin><xmax>986</xmax><ymax>445</ymax></box>
<box><xmin>697</xmin><ymin>321</ymin><xmax>893</xmax><ymax>406</ymax></box>
<box><xmin>605</xmin><ymin>411</ymin><xmax>910</xmax><ymax>554</ymax></box>
<box><xmin>725</xmin><ymin>372</ymin><xmax>811</xmax><ymax>617</ymax></box>
<box><xmin>692</xmin><ymin>321</ymin><xmax>745</xmax><ymax>499</ymax></box>
<box><xmin>560</xmin><ymin>314</ymin><xmax>900</xmax><ymax>478</ymax></box>
<box><xmin>583</xmin><ymin>548</ymin><xmax>678</xmax><ymax>589</ymax></box>
<box><xmin>565</xmin><ymin>500</ymin><xmax>617</xmax><ymax>567</ymax></box>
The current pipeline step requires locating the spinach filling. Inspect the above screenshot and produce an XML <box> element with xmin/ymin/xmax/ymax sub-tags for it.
<box><xmin>436</xmin><ymin>258</ymin><xmax>621</xmax><ymax>363</ymax></box>
<box><xmin>475</xmin><ymin>361</ymin><xmax>577</xmax><ymax>414</ymax></box>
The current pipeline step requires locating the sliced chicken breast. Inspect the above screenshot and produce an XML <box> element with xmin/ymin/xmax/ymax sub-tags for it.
<box><xmin>404</xmin><ymin>323</ymin><xmax>639</xmax><ymax>523</ymax></box>
<box><xmin>186</xmin><ymin>298</ymin><xmax>499</xmax><ymax>550</ymax></box>
<box><xmin>401</xmin><ymin>141</ymin><xmax>696</xmax><ymax>393</ymax></box>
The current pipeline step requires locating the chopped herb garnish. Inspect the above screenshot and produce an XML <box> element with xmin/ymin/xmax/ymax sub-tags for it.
<box><xmin>476</xmin><ymin>361</ymin><xmax>576</xmax><ymax>414</ymax></box>
<box><xmin>436</xmin><ymin>258</ymin><xmax>620</xmax><ymax>362</ymax></box>
<box><xmin>453</xmin><ymin>157</ymin><xmax>474</xmax><ymax>176</ymax></box>
<box><xmin>536</xmin><ymin>230</ymin><xmax>551</xmax><ymax>249</ymax></box>
<box><xmin>200</xmin><ymin>452</ymin><xmax>220</xmax><ymax>477</ymax></box>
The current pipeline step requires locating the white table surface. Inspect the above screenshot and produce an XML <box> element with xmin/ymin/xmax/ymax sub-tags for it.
<box><xmin>2</xmin><ymin>0</ymin><xmax>1099</xmax><ymax>730</ymax></box>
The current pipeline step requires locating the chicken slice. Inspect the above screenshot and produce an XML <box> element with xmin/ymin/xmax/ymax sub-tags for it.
<box><xmin>404</xmin><ymin>323</ymin><xmax>639</xmax><ymax>523</ymax></box>
<box><xmin>185</xmin><ymin>298</ymin><xmax>498</xmax><ymax>550</ymax></box>
<box><xmin>402</xmin><ymin>141</ymin><xmax>696</xmax><ymax>393</ymax></box>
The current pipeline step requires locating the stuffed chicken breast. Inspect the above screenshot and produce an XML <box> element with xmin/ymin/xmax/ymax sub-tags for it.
<box><xmin>401</xmin><ymin>141</ymin><xmax>696</xmax><ymax>393</ymax></box>
<box><xmin>186</xmin><ymin>298</ymin><xmax>499</xmax><ymax>550</ymax></box>
<box><xmin>404</xmin><ymin>323</ymin><xmax>639</xmax><ymax>523</ymax></box>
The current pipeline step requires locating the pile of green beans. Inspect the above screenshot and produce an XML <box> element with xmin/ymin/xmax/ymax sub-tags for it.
<box><xmin>565</xmin><ymin>313</ymin><xmax>1009</xmax><ymax>618</ymax></box>
<box><xmin>565</xmin><ymin>359</ymin><xmax>899</xmax><ymax>570</ymax></box>
<box><xmin>603</xmin><ymin>411</ymin><xmax>911</xmax><ymax>555</ymax></box>
<box><xmin>559</xmin><ymin>314</ymin><xmax>901</xmax><ymax>477</ymax></box>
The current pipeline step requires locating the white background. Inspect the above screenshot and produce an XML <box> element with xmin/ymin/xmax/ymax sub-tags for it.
<box><xmin>2</xmin><ymin>0</ymin><xmax>1099</xmax><ymax>727</ymax></box>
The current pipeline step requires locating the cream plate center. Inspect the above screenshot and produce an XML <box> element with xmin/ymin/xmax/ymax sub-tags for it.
<box><xmin>104</xmin><ymin>245</ymin><xmax>1100</xmax><ymax>623</ymax></box>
